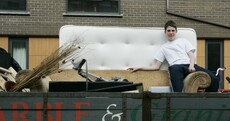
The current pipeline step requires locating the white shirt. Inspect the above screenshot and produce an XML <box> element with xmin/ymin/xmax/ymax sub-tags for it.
<box><xmin>155</xmin><ymin>38</ymin><xmax>195</xmax><ymax>66</ymax></box>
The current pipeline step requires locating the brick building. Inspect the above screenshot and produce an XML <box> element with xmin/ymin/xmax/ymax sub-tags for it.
<box><xmin>0</xmin><ymin>0</ymin><xmax>230</xmax><ymax>88</ymax></box>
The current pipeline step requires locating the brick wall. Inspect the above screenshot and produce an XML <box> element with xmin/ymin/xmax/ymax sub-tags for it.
<box><xmin>0</xmin><ymin>0</ymin><xmax>229</xmax><ymax>38</ymax></box>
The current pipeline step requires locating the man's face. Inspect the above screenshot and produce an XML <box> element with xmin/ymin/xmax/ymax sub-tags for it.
<box><xmin>165</xmin><ymin>26</ymin><xmax>177</xmax><ymax>41</ymax></box>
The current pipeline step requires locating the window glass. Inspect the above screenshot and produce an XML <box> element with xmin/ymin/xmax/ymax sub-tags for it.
<box><xmin>68</xmin><ymin>0</ymin><xmax>119</xmax><ymax>13</ymax></box>
<box><xmin>0</xmin><ymin>0</ymin><xmax>26</xmax><ymax>11</ymax></box>
<box><xmin>206</xmin><ymin>41</ymin><xmax>223</xmax><ymax>72</ymax></box>
<box><xmin>9</xmin><ymin>37</ymin><xmax>28</xmax><ymax>69</ymax></box>
<box><xmin>206</xmin><ymin>40</ymin><xmax>224</xmax><ymax>88</ymax></box>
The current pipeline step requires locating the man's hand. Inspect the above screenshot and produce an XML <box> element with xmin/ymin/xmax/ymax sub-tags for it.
<box><xmin>127</xmin><ymin>67</ymin><xmax>140</xmax><ymax>72</ymax></box>
<box><xmin>188</xmin><ymin>65</ymin><xmax>196</xmax><ymax>73</ymax></box>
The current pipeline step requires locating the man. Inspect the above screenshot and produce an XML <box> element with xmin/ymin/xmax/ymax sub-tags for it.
<box><xmin>128</xmin><ymin>20</ymin><xmax>219</xmax><ymax>92</ymax></box>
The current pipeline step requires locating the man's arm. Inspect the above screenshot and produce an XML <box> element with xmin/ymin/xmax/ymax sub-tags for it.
<box><xmin>188</xmin><ymin>50</ymin><xmax>196</xmax><ymax>72</ymax></box>
<box><xmin>127</xmin><ymin>60</ymin><xmax>162</xmax><ymax>72</ymax></box>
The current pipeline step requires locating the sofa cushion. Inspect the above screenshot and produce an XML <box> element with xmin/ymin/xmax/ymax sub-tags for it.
<box><xmin>58</xmin><ymin>26</ymin><xmax>197</xmax><ymax>91</ymax></box>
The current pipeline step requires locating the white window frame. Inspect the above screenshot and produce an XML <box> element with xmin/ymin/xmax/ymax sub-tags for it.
<box><xmin>64</xmin><ymin>0</ymin><xmax>122</xmax><ymax>17</ymax></box>
<box><xmin>0</xmin><ymin>0</ymin><xmax>29</xmax><ymax>15</ymax></box>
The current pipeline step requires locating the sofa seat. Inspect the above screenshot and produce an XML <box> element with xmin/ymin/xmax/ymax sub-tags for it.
<box><xmin>56</xmin><ymin>25</ymin><xmax>205</xmax><ymax>93</ymax></box>
<box><xmin>50</xmin><ymin>69</ymin><xmax>169</xmax><ymax>91</ymax></box>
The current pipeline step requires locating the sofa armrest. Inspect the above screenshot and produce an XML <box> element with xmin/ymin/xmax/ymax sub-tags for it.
<box><xmin>183</xmin><ymin>71</ymin><xmax>211</xmax><ymax>93</ymax></box>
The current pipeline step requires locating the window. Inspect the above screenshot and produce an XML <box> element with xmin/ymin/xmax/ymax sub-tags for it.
<box><xmin>206</xmin><ymin>39</ymin><xmax>224</xmax><ymax>88</ymax></box>
<box><xmin>9</xmin><ymin>37</ymin><xmax>28</xmax><ymax>69</ymax></box>
<box><xmin>0</xmin><ymin>0</ymin><xmax>27</xmax><ymax>11</ymax></box>
<box><xmin>67</xmin><ymin>0</ymin><xmax>119</xmax><ymax>14</ymax></box>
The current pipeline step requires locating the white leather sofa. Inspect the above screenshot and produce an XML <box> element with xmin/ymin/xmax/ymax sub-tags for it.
<box><xmin>55</xmin><ymin>25</ymin><xmax>197</xmax><ymax>92</ymax></box>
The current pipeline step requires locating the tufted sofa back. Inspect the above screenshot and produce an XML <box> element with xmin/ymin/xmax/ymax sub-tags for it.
<box><xmin>59</xmin><ymin>25</ymin><xmax>197</xmax><ymax>70</ymax></box>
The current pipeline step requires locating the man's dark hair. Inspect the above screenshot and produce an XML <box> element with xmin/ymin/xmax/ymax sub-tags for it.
<box><xmin>164</xmin><ymin>20</ymin><xmax>177</xmax><ymax>31</ymax></box>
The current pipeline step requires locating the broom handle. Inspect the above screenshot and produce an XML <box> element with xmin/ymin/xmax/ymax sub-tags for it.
<box><xmin>79</xmin><ymin>70</ymin><xmax>109</xmax><ymax>82</ymax></box>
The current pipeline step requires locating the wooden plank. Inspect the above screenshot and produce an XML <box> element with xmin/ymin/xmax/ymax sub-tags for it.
<box><xmin>0</xmin><ymin>92</ymin><xmax>142</xmax><ymax>121</ymax></box>
<box><xmin>150</xmin><ymin>93</ymin><xmax>230</xmax><ymax>121</ymax></box>
<box><xmin>151</xmin><ymin>109</ymin><xmax>230</xmax><ymax>121</ymax></box>
<box><xmin>25</xmin><ymin>93</ymin><xmax>135</xmax><ymax>121</ymax></box>
<box><xmin>0</xmin><ymin>96</ymin><xmax>44</xmax><ymax>109</ymax></box>
<box><xmin>170</xmin><ymin>98</ymin><xmax>230</xmax><ymax>109</ymax></box>
<box><xmin>0</xmin><ymin>67</ymin><xmax>12</xmax><ymax>74</ymax></box>
<box><xmin>197</xmin><ymin>39</ymin><xmax>205</xmax><ymax>67</ymax></box>
<box><xmin>47</xmin><ymin>96</ymin><xmax>142</xmax><ymax>110</ymax></box>
<box><xmin>8</xmin><ymin>67</ymin><xmax>17</xmax><ymax>78</ymax></box>
<box><xmin>0</xmin><ymin>110</ymin><xmax>142</xmax><ymax>121</ymax></box>
<box><xmin>0</xmin><ymin>111</ymin><xmax>42</xmax><ymax>121</ymax></box>
<box><xmin>5</xmin><ymin>74</ymin><xmax>15</xmax><ymax>82</ymax></box>
<box><xmin>1</xmin><ymin>92</ymin><xmax>230</xmax><ymax>121</ymax></box>
<box><xmin>47</xmin><ymin>110</ymin><xmax>141</xmax><ymax>121</ymax></box>
<box><xmin>0</xmin><ymin>37</ymin><xmax>8</xmax><ymax>50</ymax></box>
<box><xmin>0</xmin><ymin>67</ymin><xmax>16</xmax><ymax>82</ymax></box>
<box><xmin>224</xmin><ymin>39</ymin><xmax>230</xmax><ymax>89</ymax></box>
<box><xmin>29</xmin><ymin>37</ymin><xmax>59</xmax><ymax>69</ymax></box>
<box><xmin>29</xmin><ymin>38</ymin><xmax>59</xmax><ymax>56</ymax></box>
<box><xmin>29</xmin><ymin>55</ymin><xmax>47</xmax><ymax>69</ymax></box>
<box><xmin>0</xmin><ymin>75</ymin><xmax>6</xmax><ymax>91</ymax></box>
